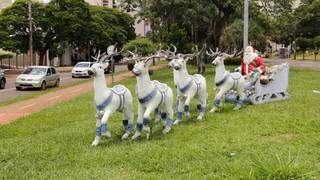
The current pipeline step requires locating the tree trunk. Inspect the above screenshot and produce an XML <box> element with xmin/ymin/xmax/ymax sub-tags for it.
<box><xmin>39</xmin><ymin>52</ymin><xmax>46</xmax><ymax>65</ymax></box>
<box><xmin>302</xmin><ymin>51</ymin><xmax>305</xmax><ymax>60</ymax></box>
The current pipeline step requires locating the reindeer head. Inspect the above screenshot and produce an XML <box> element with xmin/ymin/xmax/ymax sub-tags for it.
<box><xmin>211</xmin><ymin>53</ymin><xmax>233</xmax><ymax>66</ymax></box>
<box><xmin>88</xmin><ymin>46</ymin><xmax>117</xmax><ymax>76</ymax></box>
<box><xmin>169</xmin><ymin>54</ymin><xmax>193</xmax><ymax>71</ymax></box>
<box><xmin>88</xmin><ymin>54</ymin><xmax>110</xmax><ymax>77</ymax></box>
<box><xmin>132</xmin><ymin>55</ymin><xmax>158</xmax><ymax>76</ymax></box>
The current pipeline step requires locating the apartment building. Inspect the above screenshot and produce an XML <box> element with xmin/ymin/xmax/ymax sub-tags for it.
<box><xmin>85</xmin><ymin>0</ymin><xmax>150</xmax><ymax>36</ymax></box>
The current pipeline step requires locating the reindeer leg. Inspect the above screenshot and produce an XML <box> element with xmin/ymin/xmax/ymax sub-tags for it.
<box><xmin>197</xmin><ymin>98</ymin><xmax>207</xmax><ymax>120</ymax></box>
<box><xmin>121</xmin><ymin>107</ymin><xmax>134</xmax><ymax>140</ymax></box>
<box><xmin>154</xmin><ymin>107</ymin><xmax>161</xmax><ymax>123</ymax></box>
<box><xmin>210</xmin><ymin>89</ymin><xmax>226</xmax><ymax>113</ymax></box>
<box><xmin>234</xmin><ymin>83</ymin><xmax>245</xmax><ymax>110</ymax></box>
<box><xmin>100</xmin><ymin>111</ymin><xmax>112</xmax><ymax>138</ymax></box>
<box><xmin>184</xmin><ymin>95</ymin><xmax>194</xmax><ymax>120</ymax></box>
<box><xmin>142</xmin><ymin>106</ymin><xmax>156</xmax><ymax>140</ymax></box>
<box><xmin>132</xmin><ymin>104</ymin><xmax>145</xmax><ymax>140</ymax></box>
<box><xmin>163</xmin><ymin>100</ymin><xmax>174</xmax><ymax>134</ymax></box>
<box><xmin>174</xmin><ymin>98</ymin><xmax>185</xmax><ymax>125</ymax></box>
<box><xmin>92</xmin><ymin>112</ymin><xmax>102</xmax><ymax>146</ymax></box>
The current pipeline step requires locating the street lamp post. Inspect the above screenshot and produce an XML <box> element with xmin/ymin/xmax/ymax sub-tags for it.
<box><xmin>28</xmin><ymin>1</ymin><xmax>33</xmax><ymax>66</ymax></box>
<box><xmin>244</xmin><ymin>0</ymin><xmax>249</xmax><ymax>49</ymax></box>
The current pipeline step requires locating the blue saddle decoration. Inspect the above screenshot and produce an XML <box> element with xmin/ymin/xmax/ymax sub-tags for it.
<box><xmin>111</xmin><ymin>85</ymin><xmax>126</xmax><ymax>95</ymax></box>
<box><xmin>138</xmin><ymin>88</ymin><xmax>157</xmax><ymax>104</ymax></box>
<box><xmin>216</xmin><ymin>74</ymin><xmax>229</xmax><ymax>87</ymax></box>
<box><xmin>179</xmin><ymin>79</ymin><xmax>193</xmax><ymax>93</ymax></box>
<box><xmin>96</xmin><ymin>94</ymin><xmax>113</xmax><ymax>111</ymax></box>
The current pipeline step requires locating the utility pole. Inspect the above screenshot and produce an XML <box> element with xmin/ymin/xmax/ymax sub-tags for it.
<box><xmin>28</xmin><ymin>1</ymin><xmax>33</xmax><ymax>66</ymax></box>
<box><xmin>243</xmin><ymin>0</ymin><xmax>249</xmax><ymax>49</ymax></box>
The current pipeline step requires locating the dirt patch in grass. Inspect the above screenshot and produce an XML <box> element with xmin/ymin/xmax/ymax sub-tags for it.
<box><xmin>262</xmin><ymin>133</ymin><xmax>295</xmax><ymax>143</ymax></box>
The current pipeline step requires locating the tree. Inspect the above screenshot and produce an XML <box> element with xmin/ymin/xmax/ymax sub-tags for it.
<box><xmin>123</xmin><ymin>38</ymin><xmax>156</xmax><ymax>56</ymax></box>
<box><xmin>296</xmin><ymin>37</ymin><xmax>313</xmax><ymax>60</ymax></box>
<box><xmin>0</xmin><ymin>0</ymin><xmax>57</xmax><ymax>65</ymax></box>
<box><xmin>89</xmin><ymin>6</ymin><xmax>135</xmax><ymax>53</ymax></box>
<box><xmin>46</xmin><ymin>0</ymin><xmax>91</xmax><ymax>64</ymax></box>
<box><xmin>312</xmin><ymin>36</ymin><xmax>320</xmax><ymax>60</ymax></box>
<box><xmin>120</xmin><ymin>0</ymin><xmax>294</xmax><ymax>51</ymax></box>
<box><xmin>294</xmin><ymin>0</ymin><xmax>320</xmax><ymax>38</ymax></box>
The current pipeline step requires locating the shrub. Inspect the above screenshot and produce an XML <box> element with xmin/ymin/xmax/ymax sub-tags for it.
<box><xmin>123</xmin><ymin>38</ymin><xmax>156</xmax><ymax>56</ymax></box>
<box><xmin>224</xmin><ymin>57</ymin><xmax>241</xmax><ymax>65</ymax></box>
<box><xmin>0</xmin><ymin>50</ymin><xmax>14</xmax><ymax>59</ymax></box>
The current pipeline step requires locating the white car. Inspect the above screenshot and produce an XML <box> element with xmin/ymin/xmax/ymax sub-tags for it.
<box><xmin>72</xmin><ymin>62</ymin><xmax>93</xmax><ymax>78</ymax></box>
<box><xmin>15</xmin><ymin>66</ymin><xmax>60</xmax><ymax>90</ymax></box>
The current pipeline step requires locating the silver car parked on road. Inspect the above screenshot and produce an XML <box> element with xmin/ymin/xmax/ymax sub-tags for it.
<box><xmin>15</xmin><ymin>66</ymin><xmax>60</xmax><ymax>90</ymax></box>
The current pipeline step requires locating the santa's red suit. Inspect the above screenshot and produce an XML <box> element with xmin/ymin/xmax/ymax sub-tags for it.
<box><xmin>241</xmin><ymin>46</ymin><xmax>266</xmax><ymax>76</ymax></box>
<box><xmin>241</xmin><ymin>56</ymin><xmax>266</xmax><ymax>75</ymax></box>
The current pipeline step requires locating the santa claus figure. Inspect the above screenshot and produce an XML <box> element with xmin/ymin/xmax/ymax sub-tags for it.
<box><xmin>241</xmin><ymin>46</ymin><xmax>266</xmax><ymax>77</ymax></box>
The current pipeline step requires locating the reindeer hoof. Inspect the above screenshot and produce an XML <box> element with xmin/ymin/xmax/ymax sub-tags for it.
<box><xmin>174</xmin><ymin>119</ymin><xmax>182</xmax><ymax>125</ymax></box>
<box><xmin>155</xmin><ymin>115</ymin><xmax>161</xmax><ymax>123</ymax></box>
<box><xmin>233</xmin><ymin>106</ymin><xmax>242</xmax><ymax>111</ymax></box>
<box><xmin>154</xmin><ymin>118</ymin><xmax>161</xmax><ymax>123</ymax></box>
<box><xmin>132</xmin><ymin>132</ymin><xmax>141</xmax><ymax>140</ymax></box>
<box><xmin>162</xmin><ymin>126</ymin><xmax>171</xmax><ymax>134</ymax></box>
<box><xmin>209</xmin><ymin>107</ymin><xmax>218</xmax><ymax>113</ymax></box>
<box><xmin>197</xmin><ymin>115</ymin><xmax>204</xmax><ymax>120</ymax></box>
<box><xmin>91</xmin><ymin>136</ymin><xmax>100</xmax><ymax>147</ymax></box>
<box><xmin>121</xmin><ymin>132</ymin><xmax>130</xmax><ymax>140</ymax></box>
<box><xmin>101</xmin><ymin>131</ymin><xmax>111</xmax><ymax>138</ymax></box>
<box><xmin>186</xmin><ymin>112</ymin><xmax>191</xmax><ymax>120</ymax></box>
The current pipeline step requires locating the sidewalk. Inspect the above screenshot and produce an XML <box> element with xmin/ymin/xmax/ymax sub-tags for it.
<box><xmin>0</xmin><ymin>64</ymin><xmax>166</xmax><ymax>125</ymax></box>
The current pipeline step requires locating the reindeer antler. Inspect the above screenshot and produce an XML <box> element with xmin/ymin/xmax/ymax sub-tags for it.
<box><xmin>143</xmin><ymin>55</ymin><xmax>159</xmax><ymax>63</ymax></box>
<box><xmin>91</xmin><ymin>50</ymin><xmax>101</xmax><ymax>62</ymax></box>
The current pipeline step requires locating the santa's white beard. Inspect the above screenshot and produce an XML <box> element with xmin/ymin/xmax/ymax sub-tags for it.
<box><xmin>244</xmin><ymin>53</ymin><xmax>256</xmax><ymax>64</ymax></box>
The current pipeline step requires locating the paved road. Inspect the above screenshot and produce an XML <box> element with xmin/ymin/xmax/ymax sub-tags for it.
<box><xmin>0</xmin><ymin>72</ymin><xmax>87</xmax><ymax>103</ymax></box>
<box><xmin>265</xmin><ymin>58</ymin><xmax>320</xmax><ymax>71</ymax></box>
<box><xmin>0</xmin><ymin>64</ymin><xmax>128</xmax><ymax>103</ymax></box>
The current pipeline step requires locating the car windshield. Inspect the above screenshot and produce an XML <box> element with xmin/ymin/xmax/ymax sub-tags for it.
<box><xmin>22</xmin><ymin>67</ymin><xmax>47</xmax><ymax>75</ymax></box>
<box><xmin>75</xmin><ymin>63</ymin><xmax>90</xmax><ymax>68</ymax></box>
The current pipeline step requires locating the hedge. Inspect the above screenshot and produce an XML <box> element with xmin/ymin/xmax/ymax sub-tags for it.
<box><xmin>0</xmin><ymin>50</ymin><xmax>14</xmax><ymax>59</ymax></box>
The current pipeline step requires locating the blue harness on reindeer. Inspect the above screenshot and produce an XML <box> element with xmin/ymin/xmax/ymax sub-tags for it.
<box><xmin>137</xmin><ymin>80</ymin><xmax>169</xmax><ymax>105</ymax></box>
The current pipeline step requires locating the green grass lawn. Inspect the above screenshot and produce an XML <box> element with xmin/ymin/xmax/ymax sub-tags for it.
<box><xmin>1</xmin><ymin>65</ymin><xmax>320</xmax><ymax>179</ymax></box>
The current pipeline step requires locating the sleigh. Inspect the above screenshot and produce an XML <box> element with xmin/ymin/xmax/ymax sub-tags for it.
<box><xmin>225</xmin><ymin>62</ymin><xmax>290</xmax><ymax>105</ymax></box>
<box><xmin>250</xmin><ymin>62</ymin><xmax>290</xmax><ymax>104</ymax></box>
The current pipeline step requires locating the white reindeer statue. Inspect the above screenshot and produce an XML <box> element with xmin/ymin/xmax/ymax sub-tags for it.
<box><xmin>131</xmin><ymin>55</ymin><xmax>174</xmax><ymax>140</ymax></box>
<box><xmin>89</xmin><ymin>52</ymin><xmax>134</xmax><ymax>146</ymax></box>
<box><xmin>207</xmin><ymin>52</ymin><xmax>246</xmax><ymax>112</ymax></box>
<box><xmin>168</xmin><ymin>50</ymin><xmax>208</xmax><ymax>124</ymax></box>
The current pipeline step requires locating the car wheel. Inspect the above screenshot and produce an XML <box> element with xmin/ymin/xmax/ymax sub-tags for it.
<box><xmin>55</xmin><ymin>79</ymin><xmax>60</xmax><ymax>87</ymax></box>
<box><xmin>0</xmin><ymin>79</ymin><xmax>5</xmax><ymax>89</ymax></box>
<box><xmin>40</xmin><ymin>81</ymin><xmax>47</xmax><ymax>90</ymax></box>
<box><xmin>16</xmin><ymin>86</ymin><xmax>22</xmax><ymax>91</ymax></box>
<box><xmin>72</xmin><ymin>75</ymin><xmax>75</xmax><ymax>78</ymax></box>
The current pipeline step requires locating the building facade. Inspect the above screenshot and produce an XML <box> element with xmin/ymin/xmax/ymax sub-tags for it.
<box><xmin>85</xmin><ymin>0</ymin><xmax>150</xmax><ymax>36</ymax></box>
